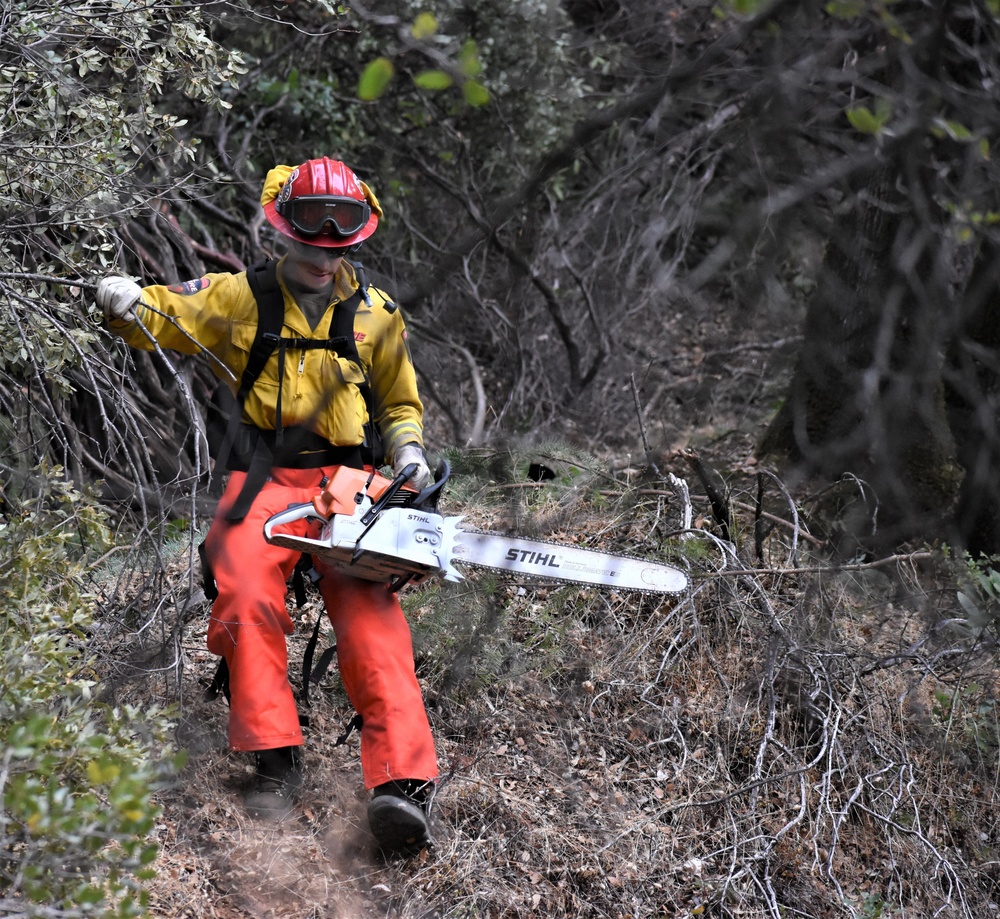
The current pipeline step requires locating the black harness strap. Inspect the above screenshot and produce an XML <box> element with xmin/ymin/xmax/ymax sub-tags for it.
<box><xmin>213</xmin><ymin>258</ymin><xmax>371</xmax><ymax>520</ymax></box>
<box><xmin>204</xmin><ymin>659</ymin><xmax>230</xmax><ymax>704</ymax></box>
<box><xmin>301</xmin><ymin>611</ymin><xmax>338</xmax><ymax>713</ymax></box>
<box><xmin>210</xmin><ymin>261</ymin><xmax>284</xmax><ymax>495</ymax></box>
<box><xmin>333</xmin><ymin>713</ymin><xmax>364</xmax><ymax>747</ymax></box>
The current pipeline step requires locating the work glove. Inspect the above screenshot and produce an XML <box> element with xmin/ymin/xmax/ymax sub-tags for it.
<box><xmin>393</xmin><ymin>443</ymin><xmax>431</xmax><ymax>490</ymax></box>
<box><xmin>96</xmin><ymin>276</ymin><xmax>142</xmax><ymax>323</ymax></box>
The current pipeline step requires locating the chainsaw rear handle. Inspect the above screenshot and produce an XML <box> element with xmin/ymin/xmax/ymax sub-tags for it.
<box><xmin>413</xmin><ymin>458</ymin><xmax>450</xmax><ymax>511</ymax></box>
<box><xmin>360</xmin><ymin>457</ymin><xmax>452</xmax><ymax>523</ymax></box>
<box><xmin>262</xmin><ymin>500</ymin><xmax>326</xmax><ymax>537</ymax></box>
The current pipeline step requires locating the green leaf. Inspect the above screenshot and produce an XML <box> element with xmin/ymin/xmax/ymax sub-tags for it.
<box><xmin>458</xmin><ymin>40</ymin><xmax>483</xmax><ymax>78</ymax></box>
<box><xmin>463</xmin><ymin>80</ymin><xmax>490</xmax><ymax>107</ymax></box>
<box><xmin>87</xmin><ymin>759</ymin><xmax>121</xmax><ymax>785</ymax></box>
<box><xmin>715</xmin><ymin>0</ymin><xmax>767</xmax><ymax>13</ymax></box>
<box><xmin>846</xmin><ymin>105</ymin><xmax>882</xmax><ymax>134</ymax></box>
<box><xmin>414</xmin><ymin>70</ymin><xmax>453</xmax><ymax>91</ymax></box>
<box><xmin>882</xmin><ymin>11</ymin><xmax>913</xmax><ymax>44</ymax></box>
<box><xmin>941</xmin><ymin>118</ymin><xmax>973</xmax><ymax>141</ymax></box>
<box><xmin>957</xmin><ymin>590</ymin><xmax>980</xmax><ymax>617</ymax></box>
<box><xmin>411</xmin><ymin>12</ymin><xmax>438</xmax><ymax>39</ymax></box>
<box><xmin>357</xmin><ymin>58</ymin><xmax>395</xmax><ymax>101</ymax></box>
<box><xmin>845</xmin><ymin>98</ymin><xmax>891</xmax><ymax>135</ymax></box>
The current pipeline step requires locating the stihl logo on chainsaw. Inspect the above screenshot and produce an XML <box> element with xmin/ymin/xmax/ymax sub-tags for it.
<box><xmin>505</xmin><ymin>548</ymin><xmax>560</xmax><ymax>569</ymax></box>
<box><xmin>262</xmin><ymin>463</ymin><xmax>688</xmax><ymax>595</ymax></box>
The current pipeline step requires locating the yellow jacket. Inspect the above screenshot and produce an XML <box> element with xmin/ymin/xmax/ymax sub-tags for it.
<box><xmin>113</xmin><ymin>259</ymin><xmax>423</xmax><ymax>462</ymax></box>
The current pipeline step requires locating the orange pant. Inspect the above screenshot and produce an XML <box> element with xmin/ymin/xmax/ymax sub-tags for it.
<box><xmin>203</xmin><ymin>466</ymin><xmax>439</xmax><ymax>789</ymax></box>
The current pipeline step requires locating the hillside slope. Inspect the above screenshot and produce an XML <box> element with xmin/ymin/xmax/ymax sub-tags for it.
<box><xmin>127</xmin><ymin>442</ymin><xmax>999</xmax><ymax>919</ymax></box>
<box><xmin>93</xmin><ymin>305</ymin><xmax>1000</xmax><ymax>919</ymax></box>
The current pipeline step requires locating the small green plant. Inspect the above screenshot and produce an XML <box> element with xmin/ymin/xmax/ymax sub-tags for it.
<box><xmin>0</xmin><ymin>466</ymin><xmax>180</xmax><ymax>917</ymax></box>
<box><xmin>931</xmin><ymin>682</ymin><xmax>1000</xmax><ymax>766</ymax></box>
<box><xmin>860</xmin><ymin>894</ymin><xmax>889</xmax><ymax>918</ymax></box>
<box><xmin>357</xmin><ymin>13</ymin><xmax>489</xmax><ymax>106</ymax></box>
<box><xmin>956</xmin><ymin>555</ymin><xmax>1000</xmax><ymax>635</ymax></box>
<box><xmin>405</xmin><ymin>574</ymin><xmax>520</xmax><ymax>699</ymax></box>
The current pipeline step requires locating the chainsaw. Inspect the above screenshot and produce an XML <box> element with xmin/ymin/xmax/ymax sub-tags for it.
<box><xmin>262</xmin><ymin>460</ymin><xmax>689</xmax><ymax>595</ymax></box>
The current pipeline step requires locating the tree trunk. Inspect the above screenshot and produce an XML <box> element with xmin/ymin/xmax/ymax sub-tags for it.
<box><xmin>759</xmin><ymin>162</ymin><xmax>964</xmax><ymax>550</ymax></box>
<box><xmin>945</xmin><ymin>239</ymin><xmax>1000</xmax><ymax>556</ymax></box>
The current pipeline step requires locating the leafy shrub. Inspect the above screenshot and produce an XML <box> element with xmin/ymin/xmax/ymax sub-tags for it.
<box><xmin>0</xmin><ymin>466</ymin><xmax>180</xmax><ymax>918</ymax></box>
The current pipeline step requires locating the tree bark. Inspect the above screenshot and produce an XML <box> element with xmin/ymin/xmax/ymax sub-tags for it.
<box><xmin>759</xmin><ymin>162</ymin><xmax>964</xmax><ymax>550</ymax></box>
<box><xmin>945</xmin><ymin>239</ymin><xmax>1000</xmax><ymax>556</ymax></box>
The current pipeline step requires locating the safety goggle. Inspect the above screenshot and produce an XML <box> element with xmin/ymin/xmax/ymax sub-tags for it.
<box><xmin>277</xmin><ymin>195</ymin><xmax>371</xmax><ymax>237</ymax></box>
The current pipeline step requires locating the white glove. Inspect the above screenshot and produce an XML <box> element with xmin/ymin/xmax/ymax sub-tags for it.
<box><xmin>97</xmin><ymin>276</ymin><xmax>142</xmax><ymax>323</ymax></box>
<box><xmin>393</xmin><ymin>443</ymin><xmax>431</xmax><ymax>489</ymax></box>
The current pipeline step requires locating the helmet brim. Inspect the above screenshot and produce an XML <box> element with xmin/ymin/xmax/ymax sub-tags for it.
<box><xmin>263</xmin><ymin>200</ymin><xmax>378</xmax><ymax>248</ymax></box>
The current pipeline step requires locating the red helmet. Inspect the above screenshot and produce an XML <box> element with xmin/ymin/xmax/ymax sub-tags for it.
<box><xmin>263</xmin><ymin>157</ymin><xmax>380</xmax><ymax>248</ymax></box>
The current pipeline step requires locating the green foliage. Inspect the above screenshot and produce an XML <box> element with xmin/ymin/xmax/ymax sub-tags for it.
<box><xmin>0</xmin><ymin>301</ymin><xmax>96</xmax><ymax>393</ymax></box>
<box><xmin>932</xmin><ymin>682</ymin><xmax>1000</xmax><ymax>766</ymax></box>
<box><xmin>339</xmin><ymin>0</ymin><xmax>592</xmax><ymax>176</ymax></box>
<box><xmin>714</xmin><ymin>0</ymin><xmax>770</xmax><ymax>16</ymax></box>
<box><xmin>405</xmin><ymin>576</ymin><xmax>516</xmax><ymax>698</ymax></box>
<box><xmin>411</xmin><ymin>12</ymin><xmax>439</xmax><ymax>40</ymax></box>
<box><xmin>956</xmin><ymin>555</ymin><xmax>1000</xmax><ymax>637</ymax></box>
<box><xmin>825</xmin><ymin>0</ymin><xmax>867</xmax><ymax>16</ymax></box>
<box><xmin>0</xmin><ymin>0</ymin><xmax>247</xmax><ymax>468</ymax></box>
<box><xmin>358</xmin><ymin>57</ymin><xmax>396</xmax><ymax>101</ymax></box>
<box><xmin>859</xmin><ymin>894</ymin><xmax>894</xmax><ymax>919</ymax></box>
<box><xmin>414</xmin><ymin>69</ymin><xmax>455</xmax><ymax>91</ymax></box>
<box><xmin>210</xmin><ymin>0</ymin><xmax>587</xmax><ymax>211</ymax></box>
<box><xmin>1</xmin><ymin>0</ymin><xmax>245</xmax><ymax>220</ymax></box>
<box><xmin>846</xmin><ymin>99</ymin><xmax>893</xmax><ymax>135</ymax></box>
<box><xmin>0</xmin><ymin>467</ymin><xmax>180</xmax><ymax>917</ymax></box>
<box><xmin>931</xmin><ymin>556</ymin><xmax>1000</xmax><ymax>770</ymax></box>
<box><xmin>354</xmin><ymin>11</ymin><xmax>489</xmax><ymax>105</ymax></box>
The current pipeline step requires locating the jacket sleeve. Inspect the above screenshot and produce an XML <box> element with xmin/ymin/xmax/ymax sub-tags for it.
<box><xmin>110</xmin><ymin>273</ymin><xmax>246</xmax><ymax>359</ymax></box>
<box><xmin>107</xmin><ymin>273</ymin><xmax>254</xmax><ymax>386</ymax></box>
<box><xmin>366</xmin><ymin>293</ymin><xmax>424</xmax><ymax>462</ymax></box>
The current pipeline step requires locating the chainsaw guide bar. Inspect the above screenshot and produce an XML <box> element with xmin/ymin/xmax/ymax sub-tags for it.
<box><xmin>262</xmin><ymin>463</ymin><xmax>689</xmax><ymax>595</ymax></box>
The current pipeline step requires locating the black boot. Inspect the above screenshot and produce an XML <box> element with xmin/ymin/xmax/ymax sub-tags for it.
<box><xmin>367</xmin><ymin>779</ymin><xmax>434</xmax><ymax>854</ymax></box>
<box><xmin>244</xmin><ymin>746</ymin><xmax>303</xmax><ymax>820</ymax></box>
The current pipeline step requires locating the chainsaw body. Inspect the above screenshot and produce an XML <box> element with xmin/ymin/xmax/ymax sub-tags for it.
<box><xmin>262</xmin><ymin>462</ymin><xmax>689</xmax><ymax>595</ymax></box>
<box><xmin>262</xmin><ymin>464</ymin><xmax>463</xmax><ymax>587</ymax></box>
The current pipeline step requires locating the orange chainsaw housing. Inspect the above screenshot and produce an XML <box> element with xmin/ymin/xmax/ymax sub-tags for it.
<box><xmin>309</xmin><ymin>465</ymin><xmax>418</xmax><ymax>519</ymax></box>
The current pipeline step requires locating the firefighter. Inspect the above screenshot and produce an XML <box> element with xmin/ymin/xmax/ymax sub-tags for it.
<box><xmin>97</xmin><ymin>157</ymin><xmax>438</xmax><ymax>854</ymax></box>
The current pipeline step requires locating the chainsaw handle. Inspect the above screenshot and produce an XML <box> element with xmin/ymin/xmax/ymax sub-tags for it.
<box><xmin>262</xmin><ymin>501</ymin><xmax>325</xmax><ymax>541</ymax></box>
<box><xmin>361</xmin><ymin>464</ymin><xmax>416</xmax><ymax>525</ymax></box>
<box><xmin>412</xmin><ymin>458</ymin><xmax>450</xmax><ymax>511</ymax></box>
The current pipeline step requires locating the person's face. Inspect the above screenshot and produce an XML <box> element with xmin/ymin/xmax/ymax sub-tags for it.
<box><xmin>282</xmin><ymin>238</ymin><xmax>345</xmax><ymax>291</ymax></box>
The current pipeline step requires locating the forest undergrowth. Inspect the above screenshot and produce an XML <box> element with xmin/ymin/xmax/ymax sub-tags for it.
<box><xmin>92</xmin><ymin>436</ymin><xmax>1000</xmax><ymax>919</ymax></box>
<box><xmin>76</xmin><ymin>294</ymin><xmax>1000</xmax><ymax>919</ymax></box>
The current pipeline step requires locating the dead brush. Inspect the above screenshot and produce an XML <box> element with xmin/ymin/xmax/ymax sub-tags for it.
<box><xmin>96</xmin><ymin>451</ymin><xmax>1000</xmax><ymax>917</ymax></box>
